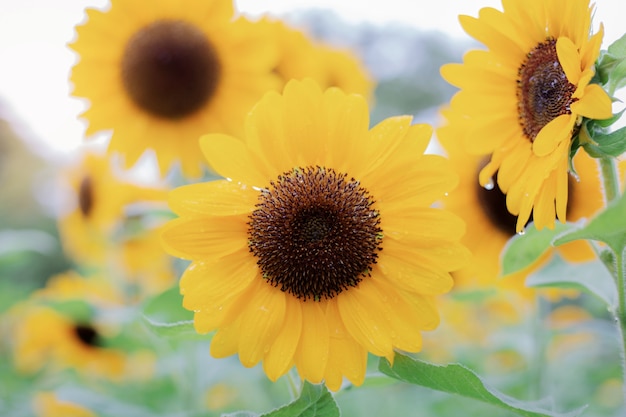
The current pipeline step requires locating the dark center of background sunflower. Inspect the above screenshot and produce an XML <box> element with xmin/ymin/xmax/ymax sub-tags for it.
<box><xmin>73</xmin><ymin>324</ymin><xmax>101</xmax><ymax>347</ymax></box>
<box><xmin>78</xmin><ymin>175</ymin><xmax>94</xmax><ymax>218</ymax></box>
<box><xmin>517</xmin><ymin>39</ymin><xmax>577</xmax><ymax>141</ymax></box>
<box><xmin>475</xmin><ymin>160</ymin><xmax>575</xmax><ymax>235</ymax></box>
<box><xmin>248</xmin><ymin>166</ymin><xmax>382</xmax><ymax>301</ymax></box>
<box><xmin>121</xmin><ymin>20</ymin><xmax>221</xmax><ymax>119</ymax></box>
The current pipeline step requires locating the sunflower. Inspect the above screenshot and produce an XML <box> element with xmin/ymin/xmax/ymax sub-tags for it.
<box><xmin>438</xmin><ymin>0</ymin><xmax>612</xmax><ymax>232</ymax></box>
<box><xmin>438</xmin><ymin>129</ymin><xmax>612</xmax><ymax>292</ymax></box>
<box><xmin>69</xmin><ymin>0</ymin><xmax>280</xmax><ymax>177</ymax></box>
<box><xmin>261</xmin><ymin>17</ymin><xmax>374</xmax><ymax>100</ymax></box>
<box><xmin>161</xmin><ymin>79</ymin><xmax>469</xmax><ymax>391</ymax></box>
<box><xmin>58</xmin><ymin>151</ymin><xmax>166</xmax><ymax>263</ymax></box>
<box><xmin>9</xmin><ymin>272</ymin><xmax>133</xmax><ymax>379</ymax></box>
<box><xmin>57</xmin><ymin>151</ymin><xmax>175</xmax><ymax>297</ymax></box>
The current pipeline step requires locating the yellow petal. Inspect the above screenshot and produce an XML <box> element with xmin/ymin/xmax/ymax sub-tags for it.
<box><xmin>375</xmin><ymin>254</ymin><xmax>454</xmax><ymax>295</ymax></box>
<box><xmin>369</xmin><ymin>278</ymin><xmax>426</xmax><ymax>352</ymax></box>
<box><xmin>180</xmin><ymin>252</ymin><xmax>258</xmax><ymax>329</ymax></box>
<box><xmin>263</xmin><ymin>295</ymin><xmax>303</xmax><ymax>381</ymax></box>
<box><xmin>160</xmin><ymin>216</ymin><xmax>248</xmax><ymax>261</ymax></box>
<box><xmin>532</xmin><ymin>115</ymin><xmax>573</xmax><ymax>157</ymax></box>
<box><xmin>323</xmin><ymin>302</ymin><xmax>368</xmax><ymax>391</ymax></box>
<box><xmin>210</xmin><ymin>319</ymin><xmax>241</xmax><ymax>359</ymax></box>
<box><xmin>337</xmin><ymin>282</ymin><xmax>393</xmax><ymax>357</ymax></box>
<box><xmin>382</xmin><ymin>208</ymin><xmax>466</xmax><ymax>243</ymax></box>
<box><xmin>570</xmin><ymin>84</ymin><xmax>612</xmax><ymax>120</ymax></box>
<box><xmin>371</xmin><ymin>155</ymin><xmax>457</xmax><ymax>205</ymax></box>
<box><xmin>556</xmin><ymin>36</ymin><xmax>581</xmax><ymax>84</ymax></box>
<box><xmin>238</xmin><ymin>281</ymin><xmax>287</xmax><ymax>368</ymax></box>
<box><xmin>294</xmin><ymin>300</ymin><xmax>329</xmax><ymax>384</ymax></box>
<box><xmin>168</xmin><ymin>180</ymin><xmax>258</xmax><ymax>217</ymax></box>
<box><xmin>459</xmin><ymin>11</ymin><xmax>525</xmax><ymax>63</ymax></box>
<box><xmin>581</xmin><ymin>27</ymin><xmax>604</xmax><ymax>69</ymax></box>
<box><xmin>200</xmin><ymin>134</ymin><xmax>269</xmax><ymax>188</ymax></box>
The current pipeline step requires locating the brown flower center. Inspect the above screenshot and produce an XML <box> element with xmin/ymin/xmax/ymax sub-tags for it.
<box><xmin>517</xmin><ymin>39</ymin><xmax>577</xmax><ymax>141</ymax></box>
<box><xmin>476</xmin><ymin>160</ymin><xmax>575</xmax><ymax>235</ymax></box>
<box><xmin>248</xmin><ymin>166</ymin><xmax>383</xmax><ymax>301</ymax></box>
<box><xmin>74</xmin><ymin>324</ymin><xmax>101</xmax><ymax>347</ymax></box>
<box><xmin>78</xmin><ymin>176</ymin><xmax>94</xmax><ymax>218</ymax></box>
<box><xmin>121</xmin><ymin>19</ymin><xmax>221</xmax><ymax>119</ymax></box>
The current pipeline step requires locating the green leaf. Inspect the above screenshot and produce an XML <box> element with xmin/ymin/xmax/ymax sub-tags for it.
<box><xmin>608</xmin><ymin>58</ymin><xmax>626</xmax><ymax>95</ymax></box>
<box><xmin>379</xmin><ymin>354</ymin><xmax>586</xmax><ymax>417</ymax></box>
<box><xmin>501</xmin><ymin>221</ymin><xmax>576</xmax><ymax>276</ymax></box>
<box><xmin>525</xmin><ymin>255</ymin><xmax>617</xmax><ymax>307</ymax></box>
<box><xmin>141</xmin><ymin>286</ymin><xmax>200</xmax><ymax>339</ymax></box>
<box><xmin>608</xmin><ymin>32</ymin><xmax>626</xmax><ymax>58</ymax></box>
<box><xmin>141</xmin><ymin>315</ymin><xmax>197</xmax><ymax>338</ymax></box>
<box><xmin>260</xmin><ymin>382</ymin><xmax>340</xmax><ymax>417</ymax></box>
<box><xmin>592</xmin><ymin>108</ymin><xmax>625</xmax><ymax>128</ymax></box>
<box><xmin>553</xmin><ymin>191</ymin><xmax>626</xmax><ymax>253</ymax></box>
<box><xmin>582</xmin><ymin>126</ymin><xmax>626</xmax><ymax>158</ymax></box>
<box><xmin>222</xmin><ymin>413</ymin><xmax>259</xmax><ymax>417</ymax></box>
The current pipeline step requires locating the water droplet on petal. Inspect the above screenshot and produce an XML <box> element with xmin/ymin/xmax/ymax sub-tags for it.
<box><xmin>517</xmin><ymin>228</ymin><xmax>526</xmax><ymax>236</ymax></box>
<box><xmin>484</xmin><ymin>179</ymin><xmax>495</xmax><ymax>190</ymax></box>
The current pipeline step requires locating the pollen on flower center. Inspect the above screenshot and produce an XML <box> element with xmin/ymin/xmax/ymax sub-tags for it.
<box><xmin>248</xmin><ymin>166</ymin><xmax>383</xmax><ymax>301</ymax></box>
<box><xmin>517</xmin><ymin>39</ymin><xmax>577</xmax><ymax>141</ymax></box>
<box><xmin>74</xmin><ymin>324</ymin><xmax>101</xmax><ymax>347</ymax></box>
<box><xmin>121</xmin><ymin>19</ymin><xmax>221</xmax><ymax>119</ymax></box>
<box><xmin>78</xmin><ymin>176</ymin><xmax>94</xmax><ymax>218</ymax></box>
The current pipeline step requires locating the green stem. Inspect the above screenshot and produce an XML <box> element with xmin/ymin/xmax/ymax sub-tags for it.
<box><xmin>598</xmin><ymin>156</ymin><xmax>626</xmax><ymax>404</ymax></box>
<box><xmin>285</xmin><ymin>368</ymin><xmax>302</xmax><ymax>400</ymax></box>
<box><xmin>615</xmin><ymin>250</ymin><xmax>626</xmax><ymax>403</ymax></box>
<box><xmin>599</xmin><ymin>157</ymin><xmax>620</xmax><ymax>203</ymax></box>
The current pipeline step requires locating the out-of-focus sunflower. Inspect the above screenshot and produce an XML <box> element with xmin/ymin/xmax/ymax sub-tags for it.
<box><xmin>438</xmin><ymin>131</ymin><xmax>612</xmax><ymax>292</ymax></box>
<box><xmin>33</xmin><ymin>392</ymin><xmax>96</xmax><ymax>417</ymax></box>
<box><xmin>9</xmin><ymin>271</ymin><xmax>148</xmax><ymax>380</ymax></box>
<box><xmin>57</xmin><ymin>151</ymin><xmax>174</xmax><ymax>297</ymax></box>
<box><xmin>438</xmin><ymin>0</ymin><xmax>612</xmax><ymax>232</ymax></box>
<box><xmin>161</xmin><ymin>79</ymin><xmax>469</xmax><ymax>391</ymax></box>
<box><xmin>69</xmin><ymin>0</ymin><xmax>280</xmax><ymax>177</ymax></box>
<box><xmin>261</xmin><ymin>18</ymin><xmax>374</xmax><ymax>101</ymax></box>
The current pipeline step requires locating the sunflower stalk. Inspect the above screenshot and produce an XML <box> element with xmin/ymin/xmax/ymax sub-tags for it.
<box><xmin>597</xmin><ymin>155</ymin><xmax>626</xmax><ymax>404</ymax></box>
<box><xmin>599</xmin><ymin>156</ymin><xmax>621</xmax><ymax>203</ymax></box>
<box><xmin>614</xmin><ymin>250</ymin><xmax>626</xmax><ymax>404</ymax></box>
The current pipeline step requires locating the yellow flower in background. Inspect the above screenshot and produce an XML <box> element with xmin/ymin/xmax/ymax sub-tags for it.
<box><xmin>69</xmin><ymin>0</ymin><xmax>280</xmax><ymax>177</ymax></box>
<box><xmin>161</xmin><ymin>79</ymin><xmax>469</xmax><ymax>391</ymax></box>
<box><xmin>438</xmin><ymin>131</ymin><xmax>612</xmax><ymax>292</ymax></box>
<box><xmin>33</xmin><ymin>392</ymin><xmax>96</xmax><ymax>417</ymax></box>
<box><xmin>57</xmin><ymin>151</ymin><xmax>175</xmax><ymax>297</ymax></box>
<box><xmin>262</xmin><ymin>18</ymin><xmax>374</xmax><ymax>101</ymax></box>
<box><xmin>315</xmin><ymin>45</ymin><xmax>374</xmax><ymax>101</ymax></box>
<box><xmin>422</xmin><ymin>289</ymin><xmax>527</xmax><ymax>367</ymax></box>
<box><xmin>438</xmin><ymin>0</ymin><xmax>612</xmax><ymax>232</ymax></box>
<box><xmin>9</xmin><ymin>272</ymin><xmax>148</xmax><ymax>380</ymax></box>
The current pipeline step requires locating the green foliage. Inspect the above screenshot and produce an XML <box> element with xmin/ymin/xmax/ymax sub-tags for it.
<box><xmin>553</xmin><ymin>190</ymin><xmax>626</xmax><ymax>254</ymax></box>
<box><xmin>500</xmin><ymin>221</ymin><xmax>576</xmax><ymax>276</ymax></box>
<box><xmin>260</xmin><ymin>382</ymin><xmax>340</xmax><ymax>417</ymax></box>
<box><xmin>220</xmin><ymin>382</ymin><xmax>339</xmax><ymax>417</ymax></box>
<box><xmin>579</xmin><ymin>123</ymin><xmax>626</xmax><ymax>159</ymax></box>
<box><xmin>141</xmin><ymin>286</ymin><xmax>200</xmax><ymax>339</ymax></box>
<box><xmin>378</xmin><ymin>354</ymin><xmax>586</xmax><ymax>417</ymax></box>
<box><xmin>525</xmin><ymin>255</ymin><xmax>617</xmax><ymax>307</ymax></box>
<box><xmin>596</xmin><ymin>32</ymin><xmax>626</xmax><ymax>96</ymax></box>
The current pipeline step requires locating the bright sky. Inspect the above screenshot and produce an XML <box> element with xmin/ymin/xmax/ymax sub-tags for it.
<box><xmin>0</xmin><ymin>0</ymin><xmax>624</xmax><ymax>156</ymax></box>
